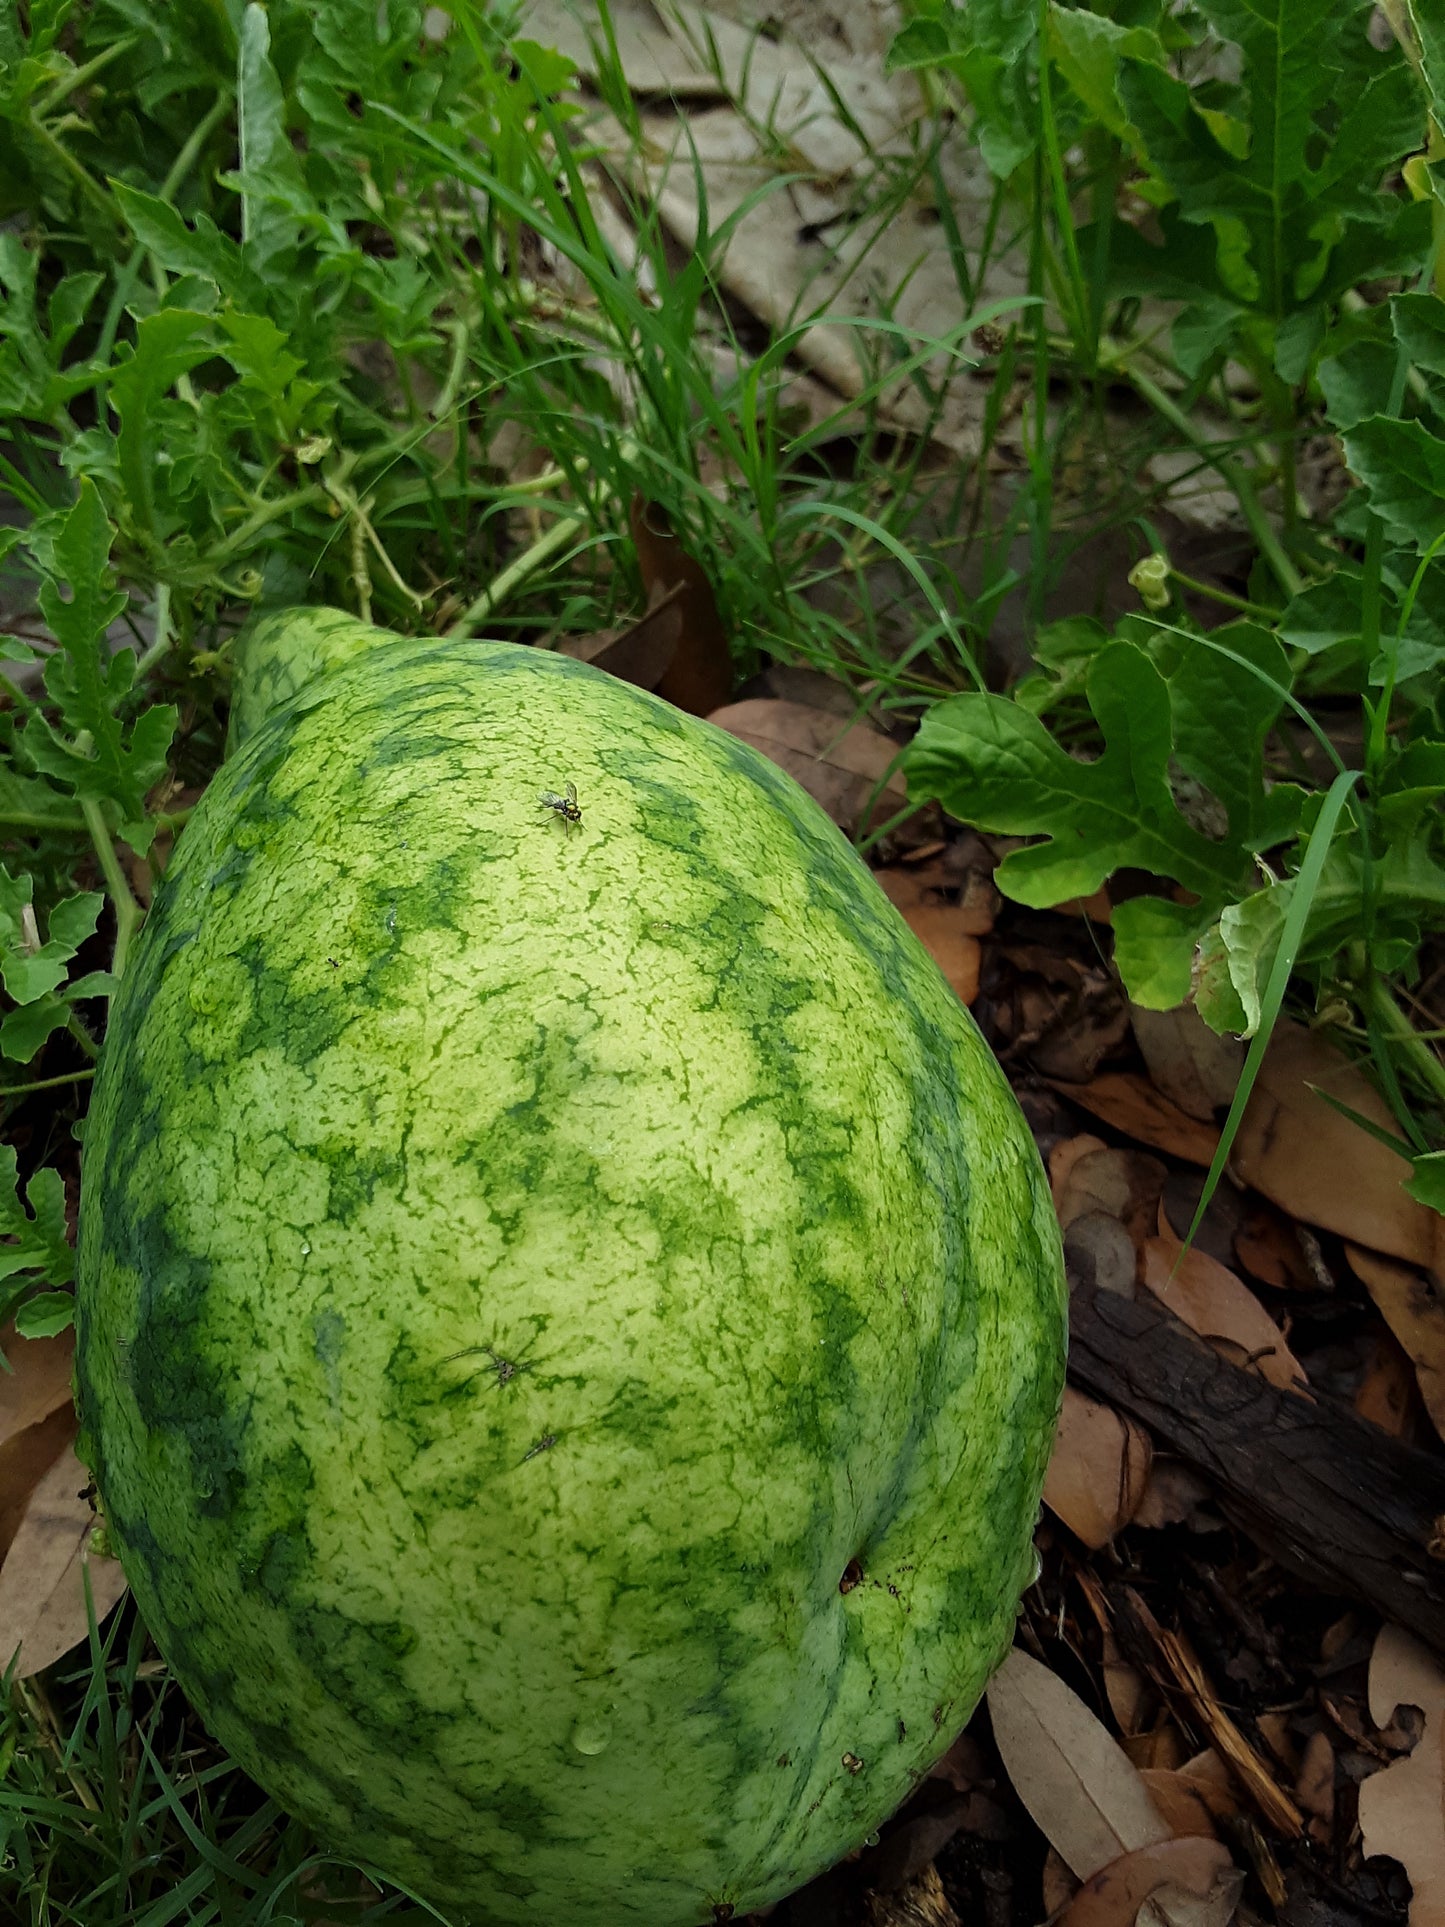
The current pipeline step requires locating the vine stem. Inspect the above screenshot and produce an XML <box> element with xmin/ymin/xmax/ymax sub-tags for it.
<box><xmin>0</xmin><ymin>1068</ymin><xmax>96</xmax><ymax>1099</ymax></box>
<box><xmin>80</xmin><ymin>800</ymin><xmax>142</xmax><ymax>983</ymax></box>
<box><xmin>447</xmin><ymin>509</ymin><xmax>589</xmax><ymax>640</ymax></box>
<box><xmin>1118</xmin><ymin>365</ymin><xmax>1303</xmax><ymax>601</ymax></box>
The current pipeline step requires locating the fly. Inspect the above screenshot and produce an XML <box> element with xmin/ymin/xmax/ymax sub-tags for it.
<box><xmin>539</xmin><ymin>781</ymin><xmax>582</xmax><ymax>831</ymax></box>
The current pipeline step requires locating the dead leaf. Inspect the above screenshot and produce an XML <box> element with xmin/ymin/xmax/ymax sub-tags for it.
<box><xmin>1051</xmin><ymin>1135</ymin><xmax>1110</xmax><ymax>1208</ymax></box>
<box><xmin>1055</xmin><ymin>1147</ymin><xmax>1169</xmax><ymax>1249</ymax></box>
<box><xmin>1346</xmin><ymin>1244</ymin><xmax>1445</xmax><ymax>1445</ymax></box>
<box><xmin>555</xmin><ymin>586</ymin><xmax>683</xmax><ymax>689</ymax></box>
<box><xmin>0</xmin><ymin>1324</ymin><xmax>80</xmax><ymax>1564</ymax></box>
<box><xmin>1064</xmin><ymin>1212</ymin><xmax>1140</xmax><ymax>1298</ymax></box>
<box><xmin>1133</xmin><ymin>1460</ymin><xmax>1217</xmax><ymax>1533</ymax></box>
<box><xmin>1129</xmin><ymin>1007</ymin><xmax>1242</xmax><ymax>1123</ymax></box>
<box><xmin>1141</xmin><ymin>1215</ymin><xmax>1306</xmax><ymax>1392</ymax></box>
<box><xmin>987</xmin><ymin>1646</ymin><xmax>1172</xmax><ymax>1881</ymax></box>
<box><xmin>1354</xmin><ymin>1328</ymin><xmax>1425</xmax><ymax>1440</ymax></box>
<box><xmin>899</xmin><ymin>905</ymin><xmax>981</xmax><ymax>1005</ymax></box>
<box><xmin>874</xmin><ymin>867</ymin><xmax>997</xmax><ymax>935</ymax></box>
<box><xmin>1122</xmin><ymin>1727</ymin><xmax>1187</xmax><ymax>1773</ymax></box>
<box><xmin>707</xmin><ymin>697</ymin><xmax>908</xmax><ymax>835</ymax></box>
<box><xmin>0</xmin><ymin>1323</ymin><xmax>75</xmax><ymax>1440</ymax></box>
<box><xmin>1060</xmin><ymin>1838</ymin><xmax>1238</xmax><ymax>1927</ymax></box>
<box><xmin>1052</xmin><ymin>1072</ymin><xmax>1221</xmax><ymax>1168</ymax></box>
<box><xmin>1137</xmin><ymin>1769</ymin><xmax>1220</xmax><ymax>1840</ymax></box>
<box><xmin>1294</xmin><ymin>1730</ymin><xmax>1334</xmax><ymax>1841</ymax></box>
<box><xmin>1359</xmin><ymin>1623</ymin><xmax>1445</xmax><ymax>1926</ymax></box>
<box><xmin>629</xmin><ymin>496</ymin><xmax>733</xmax><ymax>715</ymax></box>
<box><xmin>1102</xmin><ymin>1629</ymin><xmax>1155</xmax><ymax>1739</ymax></box>
<box><xmin>1176</xmin><ymin>1751</ymin><xmax>1243</xmax><ymax>1824</ymax></box>
<box><xmin>0</xmin><ymin>1442</ymin><xmax>127</xmax><ymax>1677</ymax></box>
<box><xmin>1043</xmin><ymin>1848</ymin><xmax>1082</xmax><ymax>1919</ymax></box>
<box><xmin>1231</xmin><ymin>1021</ymin><xmax>1442</xmax><ymax>1274</ymax></box>
<box><xmin>1043</xmin><ymin>1387</ymin><xmax>1152</xmax><ymax>1548</ymax></box>
<box><xmin>1233</xmin><ymin>1204</ymin><xmax>1316</xmax><ymax>1292</ymax></box>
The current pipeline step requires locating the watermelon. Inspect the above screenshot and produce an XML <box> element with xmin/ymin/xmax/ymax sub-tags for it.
<box><xmin>225</xmin><ymin>603</ymin><xmax>394</xmax><ymax>752</ymax></box>
<box><xmin>75</xmin><ymin>631</ymin><xmax>1066</xmax><ymax>1925</ymax></box>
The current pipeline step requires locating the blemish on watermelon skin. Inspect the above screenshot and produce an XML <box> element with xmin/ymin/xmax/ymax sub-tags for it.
<box><xmin>76</xmin><ymin>636</ymin><xmax>1066</xmax><ymax>1927</ymax></box>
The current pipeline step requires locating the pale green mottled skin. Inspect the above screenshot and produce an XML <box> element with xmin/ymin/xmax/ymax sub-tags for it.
<box><xmin>76</xmin><ymin>638</ymin><xmax>1065</xmax><ymax>1926</ymax></box>
<box><xmin>225</xmin><ymin>605</ymin><xmax>394</xmax><ymax>752</ymax></box>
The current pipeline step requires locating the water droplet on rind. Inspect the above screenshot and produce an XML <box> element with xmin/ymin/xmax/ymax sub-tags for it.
<box><xmin>570</xmin><ymin>1715</ymin><xmax>612</xmax><ymax>1756</ymax></box>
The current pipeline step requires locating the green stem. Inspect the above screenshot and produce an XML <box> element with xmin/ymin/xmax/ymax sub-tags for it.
<box><xmin>0</xmin><ymin>811</ymin><xmax>88</xmax><ymax>832</ymax></box>
<box><xmin>133</xmin><ymin>582</ymin><xmax>173</xmax><ymax>679</ymax></box>
<box><xmin>0</xmin><ymin>1068</ymin><xmax>97</xmax><ymax>1099</ymax></box>
<box><xmin>36</xmin><ymin>35</ymin><xmax>138</xmax><ymax>114</ymax></box>
<box><xmin>1361</xmin><ymin>974</ymin><xmax>1445</xmax><ymax>1113</ymax></box>
<box><xmin>26</xmin><ymin>116</ymin><xmax>119</xmax><ymax>227</ymax></box>
<box><xmin>80</xmin><ymin>800</ymin><xmax>142</xmax><ymax>983</ymax></box>
<box><xmin>1123</xmin><ymin>365</ymin><xmax>1303</xmax><ymax>599</ymax></box>
<box><xmin>1166</xmin><ymin>568</ymin><xmax>1276</xmax><ymax>619</ymax></box>
<box><xmin>447</xmin><ymin>510</ymin><xmax>590</xmax><ymax>640</ymax></box>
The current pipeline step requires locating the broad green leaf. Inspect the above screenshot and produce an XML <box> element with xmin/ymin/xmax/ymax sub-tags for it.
<box><xmin>236</xmin><ymin>2</ymin><xmax>309</xmax><ymax>272</ymax></box>
<box><xmin>1110</xmin><ymin>897</ymin><xmax>1210</xmax><ymax>1010</ymax></box>
<box><xmin>1343</xmin><ymin>414</ymin><xmax>1445</xmax><ymax>550</ymax></box>
<box><xmin>13</xmin><ymin>1289</ymin><xmax>74</xmax><ymax>1338</ymax></box>
<box><xmin>0</xmin><ymin>1149</ymin><xmax>73</xmax><ymax>1285</ymax></box>
<box><xmin>1405</xmin><ymin>1150</ymin><xmax>1445</xmax><ymax>1216</ymax></box>
<box><xmin>1045</xmin><ymin>7</ymin><xmax>1165</xmax><ymax>145</ymax></box>
<box><xmin>1318</xmin><ymin>338</ymin><xmax>1400</xmax><ymax>433</ymax></box>
<box><xmin>906</xmin><ymin>642</ymin><xmax>1246</xmax><ymax>908</ymax></box>
<box><xmin>109</xmin><ymin>308</ymin><xmax>216</xmax><ymax>539</ymax></box>
<box><xmin>1392</xmin><ymin>290</ymin><xmax>1445</xmax><ymax>379</ymax></box>
<box><xmin>0</xmin><ymin>994</ymin><xmax>70</xmax><ymax>1062</ymax></box>
<box><xmin>111</xmin><ymin>180</ymin><xmax>250</xmax><ymax>299</ymax></box>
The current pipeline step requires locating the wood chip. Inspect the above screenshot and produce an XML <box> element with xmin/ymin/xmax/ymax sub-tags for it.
<box><xmin>0</xmin><ymin>1442</ymin><xmax>128</xmax><ymax>1678</ymax></box>
<box><xmin>1043</xmin><ymin>1387</ymin><xmax>1152</xmax><ymax>1548</ymax></box>
<box><xmin>1231</xmin><ymin>1021</ymin><xmax>1442</xmax><ymax>1273</ymax></box>
<box><xmin>1346</xmin><ymin>1243</ymin><xmax>1445</xmax><ymax>1444</ymax></box>
<box><xmin>1119</xmin><ymin>1592</ymin><xmax>1303</xmax><ymax>1839</ymax></box>
<box><xmin>862</xmin><ymin>1862</ymin><xmax>961</xmax><ymax>1927</ymax></box>
<box><xmin>987</xmin><ymin>1646</ymin><xmax>1172</xmax><ymax>1881</ymax></box>
<box><xmin>1359</xmin><ymin>1623</ymin><xmax>1445</xmax><ymax>1927</ymax></box>
<box><xmin>707</xmin><ymin>697</ymin><xmax>907</xmax><ymax>835</ymax></box>
<box><xmin>1051</xmin><ymin>1072</ymin><xmax>1221</xmax><ymax>1167</ymax></box>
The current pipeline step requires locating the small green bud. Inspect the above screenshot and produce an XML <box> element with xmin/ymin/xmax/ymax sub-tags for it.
<box><xmin>1128</xmin><ymin>553</ymin><xmax>1172</xmax><ymax>611</ymax></box>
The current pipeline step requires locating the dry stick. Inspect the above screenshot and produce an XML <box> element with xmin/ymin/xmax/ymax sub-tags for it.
<box><xmin>1067</xmin><ymin>1278</ymin><xmax>1445</xmax><ymax>1657</ymax></box>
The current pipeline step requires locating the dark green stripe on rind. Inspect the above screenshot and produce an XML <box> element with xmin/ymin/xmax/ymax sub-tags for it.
<box><xmin>76</xmin><ymin>636</ymin><xmax>1065</xmax><ymax>1926</ymax></box>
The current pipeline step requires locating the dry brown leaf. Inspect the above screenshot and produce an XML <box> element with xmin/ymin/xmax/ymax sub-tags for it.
<box><xmin>987</xmin><ymin>1646</ymin><xmax>1172</xmax><ymax>1881</ymax></box>
<box><xmin>1176</xmin><ymin>1751</ymin><xmax>1243</xmax><ymax>1823</ymax></box>
<box><xmin>0</xmin><ymin>1442</ymin><xmax>127</xmax><ymax>1677</ymax></box>
<box><xmin>1346</xmin><ymin>1244</ymin><xmax>1445</xmax><ymax>1444</ymax></box>
<box><xmin>0</xmin><ymin>1402</ymin><xmax>78</xmax><ymax>1566</ymax></box>
<box><xmin>1102</xmin><ymin>1629</ymin><xmax>1155</xmax><ymax>1739</ymax></box>
<box><xmin>1359</xmin><ymin>1623</ymin><xmax>1445</xmax><ymax>1926</ymax></box>
<box><xmin>1051</xmin><ymin>1135</ymin><xmax>1110</xmax><ymax>1208</ymax></box>
<box><xmin>707</xmin><ymin>698</ymin><xmax>907</xmax><ymax>835</ymax></box>
<box><xmin>555</xmin><ymin>587</ymin><xmax>682</xmax><ymax>690</ymax></box>
<box><xmin>1053</xmin><ymin>1072</ymin><xmax>1221</xmax><ymax>1167</ymax></box>
<box><xmin>1043</xmin><ymin>1387</ymin><xmax>1152</xmax><ymax>1548</ymax></box>
<box><xmin>1364</xmin><ymin>1618</ymin><xmax>1441</xmax><ymax>1919</ymax></box>
<box><xmin>1137</xmin><ymin>1769</ymin><xmax>1220</xmax><ymax>1840</ymax></box>
<box><xmin>1133</xmin><ymin>1460</ymin><xmax>1216</xmax><ymax>1533</ymax></box>
<box><xmin>1129</xmin><ymin>1008</ymin><xmax>1242</xmax><ymax>1124</ymax></box>
<box><xmin>1354</xmin><ymin>1329</ymin><xmax>1424</xmax><ymax>1440</ymax></box>
<box><xmin>1044</xmin><ymin>1848</ymin><xmax>1082</xmax><ymax>1919</ymax></box>
<box><xmin>899</xmin><ymin>905</ymin><xmax>980</xmax><ymax>1005</ymax></box>
<box><xmin>629</xmin><ymin>496</ymin><xmax>732</xmax><ymax>715</ymax></box>
<box><xmin>1064</xmin><ymin>1213</ymin><xmax>1139</xmax><ymax>1298</ymax></box>
<box><xmin>1233</xmin><ymin>1205</ymin><xmax>1318</xmax><ymax>1292</ymax></box>
<box><xmin>1232</xmin><ymin>1021</ymin><xmax>1442</xmax><ymax>1273</ymax></box>
<box><xmin>1060</xmin><ymin>1838</ymin><xmax>1238</xmax><ymax>1927</ymax></box>
<box><xmin>0</xmin><ymin>1324</ymin><xmax>75</xmax><ymax>1441</ymax></box>
<box><xmin>873</xmin><ymin>867</ymin><xmax>997</xmax><ymax>935</ymax></box>
<box><xmin>1141</xmin><ymin>1216</ymin><xmax>1306</xmax><ymax>1392</ymax></box>
<box><xmin>1055</xmin><ymin>1147</ymin><xmax>1169</xmax><ymax>1249</ymax></box>
<box><xmin>1294</xmin><ymin>1730</ymin><xmax>1334</xmax><ymax>1833</ymax></box>
<box><xmin>1123</xmin><ymin>1728</ymin><xmax>1188</xmax><ymax>1773</ymax></box>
